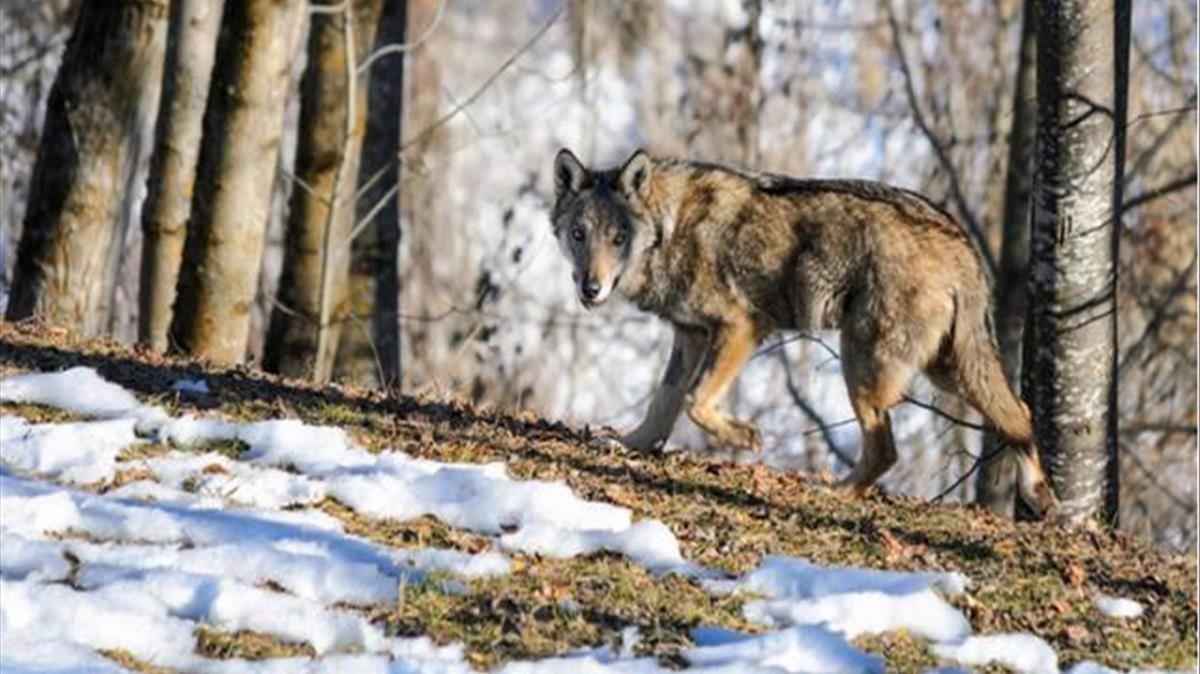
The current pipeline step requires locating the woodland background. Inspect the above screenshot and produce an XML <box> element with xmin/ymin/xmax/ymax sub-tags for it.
<box><xmin>0</xmin><ymin>0</ymin><xmax>1196</xmax><ymax>547</ymax></box>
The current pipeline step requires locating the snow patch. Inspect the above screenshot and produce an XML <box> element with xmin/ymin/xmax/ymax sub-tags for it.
<box><xmin>931</xmin><ymin>633</ymin><xmax>1058</xmax><ymax>674</ymax></box>
<box><xmin>710</xmin><ymin>556</ymin><xmax>970</xmax><ymax>642</ymax></box>
<box><xmin>0</xmin><ymin>367</ymin><xmax>166</xmax><ymax>424</ymax></box>
<box><xmin>1094</xmin><ymin>593</ymin><xmax>1144</xmax><ymax>619</ymax></box>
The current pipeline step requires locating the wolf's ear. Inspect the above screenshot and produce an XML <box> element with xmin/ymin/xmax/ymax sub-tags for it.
<box><xmin>618</xmin><ymin>149</ymin><xmax>652</xmax><ymax>200</ymax></box>
<box><xmin>554</xmin><ymin>148</ymin><xmax>588</xmax><ymax>199</ymax></box>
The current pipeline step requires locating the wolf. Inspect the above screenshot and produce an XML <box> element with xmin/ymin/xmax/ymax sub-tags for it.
<box><xmin>549</xmin><ymin>148</ymin><xmax>1059</xmax><ymax>517</ymax></box>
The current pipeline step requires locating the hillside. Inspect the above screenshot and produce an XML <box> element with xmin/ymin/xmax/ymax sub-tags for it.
<box><xmin>0</xmin><ymin>320</ymin><xmax>1195</xmax><ymax>673</ymax></box>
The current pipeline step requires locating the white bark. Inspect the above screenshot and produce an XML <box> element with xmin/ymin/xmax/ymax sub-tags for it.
<box><xmin>1025</xmin><ymin>0</ymin><xmax>1125</xmax><ymax>524</ymax></box>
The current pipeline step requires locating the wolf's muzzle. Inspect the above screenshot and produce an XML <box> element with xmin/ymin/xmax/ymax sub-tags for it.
<box><xmin>580</xmin><ymin>276</ymin><xmax>603</xmax><ymax>303</ymax></box>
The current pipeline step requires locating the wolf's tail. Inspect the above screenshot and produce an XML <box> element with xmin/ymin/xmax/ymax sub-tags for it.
<box><xmin>949</xmin><ymin>283</ymin><xmax>1059</xmax><ymax>516</ymax></box>
<box><xmin>948</xmin><ymin>284</ymin><xmax>1033</xmax><ymax>446</ymax></box>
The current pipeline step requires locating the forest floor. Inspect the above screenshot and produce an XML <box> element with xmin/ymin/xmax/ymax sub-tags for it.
<box><xmin>0</xmin><ymin>320</ymin><xmax>1195</xmax><ymax>673</ymax></box>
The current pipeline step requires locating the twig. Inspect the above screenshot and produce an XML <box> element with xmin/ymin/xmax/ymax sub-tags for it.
<box><xmin>351</xmin><ymin>5</ymin><xmax>565</xmax><ymax>231</ymax></box>
<box><xmin>932</xmin><ymin>444</ymin><xmax>1006</xmax><ymax>502</ymax></box>
<box><xmin>1121</xmin><ymin>171</ymin><xmax>1198</xmax><ymax>214</ymax></box>
<box><xmin>355</xmin><ymin>0</ymin><xmax>447</xmax><ymax>74</ymax></box>
<box><xmin>758</xmin><ymin>332</ymin><xmax>989</xmax><ymax>433</ymax></box>
<box><xmin>396</xmin><ymin>5</ymin><xmax>564</xmax><ymax>158</ymax></box>
<box><xmin>884</xmin><ymin>0</ymin><xmax>998</xmax><ymax>276</ymax></box>
<box><xmin>777</xmin><ymin>349</ymin><xmax>856</xmax><ymax>468</ymax></box>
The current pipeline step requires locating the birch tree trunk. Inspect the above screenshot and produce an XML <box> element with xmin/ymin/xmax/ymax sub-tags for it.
<box><xmin>263</xmin><ymin>0</ymin><xmax>383</xmax><ymax>381</ymax></box>
<box><xmin>977</xmin><ymin>0</ymin><xmax>1037</xmax><ymax>516</ymax></box>
<box><xmin>1024</xmin><ymin>0</ymin><xmax>1129</xmax><ymax>525</ymax></box>
<box><xmin>6</xmin><ymin>0</ymin><xmax>167</xmax><ymax>335</ymax></box>
<box><xmin>169</xmin><ymin>0</ymin><xmax>306</xmax><ymax>364</ymax></box>
<box><xmin>335</xmin><ymin>0</ymin><xmax>406</xmax><ymax>388</ymax></box>
<box><xmin>137</xmin><ymin>0</ymin><xmax>224</xmax><ymax>352</ymax></box>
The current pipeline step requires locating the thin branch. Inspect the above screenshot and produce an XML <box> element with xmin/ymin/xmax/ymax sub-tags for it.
<box><xmin>758</xmin><ymin>332</ymin><xmax>989</xmax><ymax>433</ymax></box>
<box><xmin>1125</xmin><ymin>103</ymin><xmax>1197</xmax><ymax>128</ymax></box>
<box><xmin>1120</xmin><ymin>422</ymin><xmax>1197</xmax><ymax>436</ymax></box>
<box><xmin>355</xmin><ymin>0</ymin><xmax>447</xmax><ymax>74</ymax></box>
<box><xmin>777</xmin><ymin>349</ymin><xmax>856</xmax><ymax>468</ymax></box>
<box><xmin>396</xmin><ymin>6</ymin><xmax>564</xmax><ymax>158</ymax></box>
<box><xmin>884</xmin><ymin>0</ymin><xmax>998</xmax><ymax>276</ymax></box>
<box><xmin>932</xmin><ymin>444</ymin><xmax>1005</xmax><ymax>502</ymax></box>
<box><xmin>901</xmin><ymin>396</ymin><xmax>986</xmax><ymax>432</ymax></box>
<box><xmin>1118</xmin><ymin>250</ymin><xmax>1197</xmax><ymax>375</ymax></box>
<box><xmin>1121</xmin><ymin>171</ymin><xmax>1198</xmax><ymax>214</ymax></box>
<box><xmin>351</xmin><ymin>5</ymin><xmax>565</xmax><ymax>229</ymax></box>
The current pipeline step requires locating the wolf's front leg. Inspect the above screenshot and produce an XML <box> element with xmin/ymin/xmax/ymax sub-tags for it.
<box><xmin>686</xmin><ymin>316</ymin><xmax>762</xmax><ymax>451</ymax></box>
<box><xmin>622</xmin><ymin>326</ymin><xmax>708</xmax><ymax>451</ymax></box>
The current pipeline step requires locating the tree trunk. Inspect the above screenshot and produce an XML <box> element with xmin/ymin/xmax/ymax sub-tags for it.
<box><xmin>137</xmin><ymin>0</ymin><xmax>224</xmax><ymax>352</ymax></box>
<box><xmin>1024</xmin><ymin>0</ymin><xmax>1128</xmax><ymax>525</ymax></box>
<box><xmin>335</xmin><ymin>0</ymin><xmax>406</xmax><ymax>388</ymax></box>
<box><xmin>263</xmin><ymin>0</ymin><xmax>383</xmax><ymax>381</ymax></box>
<box><xmin>399</xmin><ymin>0</ymin><xmax>450</xmax><ymax>385</ymax></box>
<box><xmin>977</xmin><ymin>0</ymin><xmax>1037</xmax><ymax>517</ymax></box>
<box><xmin>6</xmin><ymin>0</ymin><xmax>167</xmax><ymax>335</ymax></box>
<box><xmin>169</xmin><ymin>0</ymin><xmax>306</xmax><ymax>364</ymax></box>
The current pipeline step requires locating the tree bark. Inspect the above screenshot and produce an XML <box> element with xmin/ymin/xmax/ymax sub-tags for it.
<box><xmin>1024</xmin><ymin>0</ymin><xmax>1128</xmax><ymax>525</ymax></box>
<box><xmin>169</xmin><ymin>0</ymin><xmax>306</xmax><ymax>365</ymax></box>
<box><xmin>399</xmin><ymin>0</ymin><xmax>449</xmax><ymax>384</ymax></box>
<box><xmin>335</xmin><ymin>0</ymin><xmax>406</xmax><ymax>388</ymax></box>
<box><xmin>263</xmin><ymin>0</ymin><xmax>383</xmax><ymax>381</ymax></box>
<box><xmin>977</xmin><ymin>0</ymin><xmax>1037</xmax><ymax>517</ymax></box>
<box><xmin>6</xmin><ymin>0</ymin><xmax>167</xmax><ymax>335</ymax></box>
<box><xmin>137</xmin><ymin>0</ymin><xmax>224</xmax><ymax>352</ymax></box>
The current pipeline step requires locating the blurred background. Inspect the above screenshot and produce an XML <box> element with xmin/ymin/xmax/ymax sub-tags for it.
<box><xmin>1</xmin><ymin>0</ymin><xmax>1196</xmax><ymax>547</ymax></box>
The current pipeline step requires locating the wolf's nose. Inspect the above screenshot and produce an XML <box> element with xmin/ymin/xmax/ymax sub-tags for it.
<box><xmin>581</xmin><ymin>277</ymin><xmax>602</xmax><ymax>301</ymax></box>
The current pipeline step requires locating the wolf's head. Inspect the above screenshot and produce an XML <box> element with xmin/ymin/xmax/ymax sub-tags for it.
<box><xmin>550</xmin><ymin>148</ymin><xmax>654</xmax><ymax>308</ymax></box>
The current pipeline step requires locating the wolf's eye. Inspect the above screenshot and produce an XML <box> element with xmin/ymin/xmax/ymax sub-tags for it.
<box><xmin>571</xmin><ymin>227</ymin><xmax>585</xmax><ymax>242</ymax></box>
<box><xmin>613</xmin><ymin>233</ymin><xmax>627</xmax><ymax>246</ymax></box>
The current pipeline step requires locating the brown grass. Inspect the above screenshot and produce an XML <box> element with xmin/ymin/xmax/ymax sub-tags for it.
<box><xmin>2</xmin><ymin>320</ymin><xmax>1196</xmax><ymax>671</ymax></box>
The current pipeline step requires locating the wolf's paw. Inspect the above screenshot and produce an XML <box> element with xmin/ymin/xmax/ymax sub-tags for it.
<box><xmin>835</xmin><ymin>474</ymin><xmax>872</xmax><ymax>495</ymax></box>
<box><xmin>620</xmin><ymin>430</ymin><xmax>666</xmax><ymax>453</ymax></box>
<box><xmin>722</xmin><ymin>419</ymin><xmax>762</xmax><ymax>452</ymax></box>
<box><xmin>1027</xmin><ymin>480</ymin><xmax>1061</xmax><ymax>522</ymax></box>
<box><xmin>588</xmin><ymin>435</ymin><xmax>629</xmax><ymax>453</ymax></box>
<box><xmin>584</xmin><ymin>426</ymin><xmax>626</xmax><ymax>452</ymax></box>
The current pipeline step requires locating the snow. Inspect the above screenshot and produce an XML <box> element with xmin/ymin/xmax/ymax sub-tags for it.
<box><xmin>0</xmin><ymin>366</ymin><xmax>167</xmax><ymax>425</ymax></box>
<box><xmin>156</xmin><ymin>415</ymin><xmax>691</xmax><ymax>572</ymax></box>
<box><xmin>709</xmin><ymin>556</ymin><xmax>971</xmax><ymax>642</ymax></box>
<box><xmin>931</xmin><ymin>633</ymin><xmax>1059</xmax><ymax>674</ymax></box>
<box><xmin>0</xmin><ymin>367</ymin><xmax>1170</xmax><ymax>673</ymax></box>
<box><xmin>1094</xmin><ymin>593</ymin><xmax>1144</xmax><ymax>619</ymax></box>
<box><xmin>173</xmin><ymin>377</ymin><xmax>211</xmax><ymax>394</ymax></box>
<box><xmin>683</xmin><ymin>625</ymin><xmax>884</xmax><ymax>673</ymax></box>
<box><xmin>0</xmin><ymin>415</ymin><xmax>141</xmax><ymax>483</ymax></box>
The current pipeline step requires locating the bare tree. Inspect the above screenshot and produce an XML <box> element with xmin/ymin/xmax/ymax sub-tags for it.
<box><xmin>169</xmin><ymin>0</ymin><xmax>306</xmax><ymax>364</ymax></box>
<box><xmin>136</xmin><ymin>0</ymin><xmax>224</xmax><ymax>352</ymax></box>
<box><xmin>1025</xmin><ymin>0</ymin><xmax>1130</xmax><ymax>525</ymax></box>
<box><xmin>398</xmin><ymin>0</ymin><xmax>450</xmax><ymax>385</ymax></box>
<box><xmin>6</xmin><ymin>0</ymin><xmax>167</xmax><ymax>334</ymax></box>
<box><xmin>977</xmin><ymin>0</ymin><xmax>1038</xmax><ymax>516</ymax></box>
<box><xmin>336</xmin><ymin>0</ymin><xmax>408</xmax><ymax>388</ymax></box>
<box><xmin>263</xmin><ymin>0</ymin><xmax>384</xmax><ymax>381</ymax></box>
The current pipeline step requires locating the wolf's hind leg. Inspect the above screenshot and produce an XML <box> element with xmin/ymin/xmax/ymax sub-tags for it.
<box><xmin>622</xmin><ymin>326</ymin><xmax>708</xmax><ymax>451</ymax></box>
<box><xmin>687</xmin><ymin>317</ymin><xmax>762</xmax><ymax>451</ymax></box>
<box><xmin>838</xmin><ymin>354</ymin><xmax>909</xmax><ymax>491</ymax></box>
